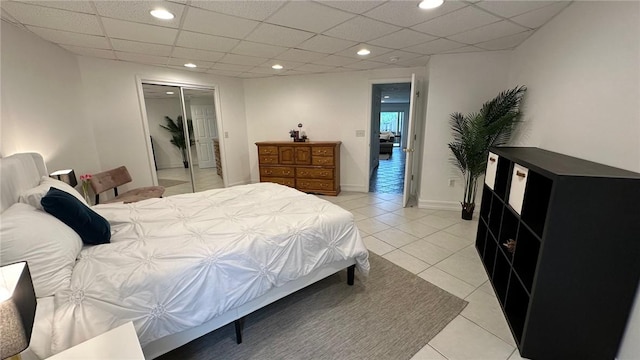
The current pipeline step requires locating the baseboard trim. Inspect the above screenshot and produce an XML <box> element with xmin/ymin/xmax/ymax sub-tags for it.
<box><xmin>341</xmin><ymin>184</ymin><xmax>368</xmax><ymax>193</ymax></box>
<box><xmin>418</xmin><ymin>199</ymin><xmax>461</xmax><ymax>211</ymax></box>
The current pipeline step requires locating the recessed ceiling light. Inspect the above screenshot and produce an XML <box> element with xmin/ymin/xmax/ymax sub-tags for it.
<box><xmin>184</xmin><ymin>63</ymin><xmax>197</xmax><ymax>68</ymax></box>
<box><xmin>357</xmin><ymin>49</ymin><xmax>371</xmax><ymax>56</ymax></box>
<box><xmin>166</xmin><ymin>91</ymin><xmax>174</xmax><ymax>95</ymax></box>
<box><xmin>381</xmin><ymin>100</ymin><xmax>386</xmax><ymax>103</ymax></box>
<box><xmin>418</xmin><ymin>0</ymin><xmax>444</xmax><ymax>10</ymax></box>
<box><xmin>150</xmin><ymin>9</ymin><xmax>175</xmax><ymax>20</ymax></box>
<box><xmin>272</xmin><ymin>64</ymin><xmax>284</xmax><ymax>70</ymax></box>
<box><xmin>384</xmin><ymin>95</ymin><xmax>390</xmax><ymax>99</ymax></box>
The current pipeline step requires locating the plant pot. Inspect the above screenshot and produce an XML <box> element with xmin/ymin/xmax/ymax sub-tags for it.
<box><xmin>461</xmin><ymin>203</ymin><xmax>475</xmax><ymax>220</ymax></box>
<box><xmin>183</xmin><ymin>161</ymin><xmax>189</xmax><ymax>168</ymax></box>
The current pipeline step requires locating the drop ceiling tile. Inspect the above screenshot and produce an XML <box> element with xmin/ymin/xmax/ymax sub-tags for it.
<box><xmin>511</xmin><ymin>2</ymin><xmax>570</xmax><ymax>29</ymax></box>
<box><xmin>448</xmin><ymin>20</ymin><xmax>529</xmax><ymax>45</ymax></box>
<box><xmin>364</xmin><ymin>1</ymin><xmax>467</xmax><ymax>27</ymax></box>
<box><xmin>183</xmin><ymin>6</ymin><xmax>259</xmax><ymax>39</ymax></box>
<box><xmin>296</xmin><ymin>35</ymin><xmax>357</xmax><ymax>54</ymax></box>
<box><xmin>102</xmin><ymin>18</ymin><xmax>178</xmax><ymax>45</ymax></box>
<box><xmin>60</xmin><ymin>45</ymin><xmax>116</xmax><ymax>59</ymax></box>
<box><xmin>245</xmin><ymin>23</ymin><xmax>314</xmax><ymax>47</ymax></box>
<box><xmin>404</xmin><ymin>38</ymin><xmax>466</xmax><ymax>55</ymax></box>
<box><xmin>167</xmin><ymin>57</ymin><xmax>214</xmax><ymax>68</ymax></box>
<box><xmin>294</xmin><ymin>63</ymin><xmax>335</xmax><ymax>73</ymax></box>
<box><xmin>176</xmin><ymin>31</ymin><xmax>240</xmax><ymax>52</ymax></box>
<box><xmin>230</xmin><ymin>41</ymin><xmax>287</xmax><ymax>58</ymax></box>
<box><xmin>27</xmin><ymin>26</ymin><xmax>110</xmax><ymax>49</ymax></box>
<box><xmin>368</xmin><ymin>50</ymin><xmax>422</xmax><ymax>64</ymax></box>
<box><xmin>15</xmin><ymin>1</ymin><xmax>95</xmax><ymax>14</ymax></box>
<box><xmin>206</xmin><ymin>69</ymin><xmax>243</xmax><ymax>77</ymax></box>
<box><xmin>442</xmin><ymin>45</ymin><xmax>486</xmax><ymax>54</ymax></box>
<box><xmin>324</xmin><ymin>16</ymin><xmax>401</xmax><ymax>42</ymax></box>
<box><xmin>237</xmin><ymin>72</ymin><xmax>270</xmax><ymax>79</ymax></box>
<box><xmin>319</xmin><ymin>1</ymin><xmax>385</xmax><ymax>14</ymax></box>
<box><xmin>2</xmin><ymin>1</ymin><xmax>103</xmax><ymax>35</ymax></box>
<box><xmin>247</xmin><ymin>67</ymin><xmax>288</xmax><ymax>75</ymax></box>
<box><xmin>474</xmin><ymin>1</ymin><xmax>556</xmax><ymax>18</ymax></box>
<box><xmin>166</xmin><ymin>64</ymin><xmax>209</xmax><ymax>72</ymax></box>
<box><xmin>343</xmin><ymin>60</ymin><xmax>386</xmax><ymax>70</ymax></box>
<box><xmin>219</xmin><ymin>53</ymin><xmax>268</xmax><ymax>66</ymax></box>
<box><xmin>189</xmin><ymin>1</ymin><xmax>284</xmax><ymax>21</ymax></box>
<box><xmin>281</xmin><ymin>69</ymin><xmax>313</xmax><ymax>76</ymax></box>
<box><xmin>476</xmin><ymin>30</ymin><xmax>534</xmax><ymax>50</ymax></box>
<box><xmin>111</xmin><ymin>39</ymin><xmax>172</xmax><ymax>56</ymax></box>
<box><xmin>334</xmin><ymin>43</ymin><xmax>393</xmax><ymax>59</ymax></box>
<box><xmin>266</xmin><ymin>2</ymin><xmax>354</xmax><ymax>33</ymax></box>
<box><xmin>396</xmin><ymin>55</ymin><xmax>431</xmax><ymax>67</ymax></box>
<box><xmin>276</xmin><ymin>48</ymin><xmax>326</xmax><ymax>63</ymax></box>
<box><xmin>94</xmin><ymin>2</ymin><xmax>184</xmax><ymax>28</ymax></box>
<box><xmin>209</xmin><ymin>63</ymin><xmax>254</xmax><ymax>72</ymax></box>
<box><xmin>311</xmin><ymin>54</ymin><xmax>360</xmax><ymax>66</ymax></box>
<box><xmin>412</xmin><ymin>6</ymin><xmax>501</xmax><ymax>37</ymax></box>
<box><xmin>115</xmin><ymin>51</ymin><xmax>168</xmax><ymax>65</ymax></box>
<box><xmin>172</xmin><ymin>47</ymin><xmax>225</xmax><ymax>62</ymax></box>
<box><xmin>369</xmin><ymin>29</ymin><xmax>436</xmax><ymax>49</ymax></box>
<box><xmin>264</xmin><ymin>59</ymin><xmax>305</xmax><ymax>69</ymax></box>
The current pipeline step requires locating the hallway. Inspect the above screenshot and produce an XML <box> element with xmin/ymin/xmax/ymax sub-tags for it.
<box><xmin>369</xmin><ymin>147</ymin><xmax>405</xmax><ymax>194</ymax></box>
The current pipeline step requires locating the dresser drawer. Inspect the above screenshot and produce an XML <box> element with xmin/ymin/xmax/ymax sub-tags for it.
<box><xmin>262</xmin><ymin>177</ymin><xmax>295</xmax><ymax>187</ymax></box>
<box><xmin>312</xmin><ymin>147</ymin><xmax>334</xmax><ymax>157</ymax></box>
<box><xmin>297</xmin><ymin>179</ymin><xmax>334</xmax><ymax>191</ymax></box>
<box><xmin>296</xmin><ymin>168</ymin><xmax>333</xmax><ymax>179</ymax></box>
<box><xmin>261</xmin><ymin>167</ymin><xmax>294</xmax><ymax>178</ymax></box>
<box><xmin>258</xmin><ymin>146</ymin><xmax>278</xmax><ymax>155</ymax></box>
<box><xmin>259</xmin><ymin>155</ymin><xmax>279</xmax><ymax>164</ymax></box>
<box><xmin>312</xmin><ymin>156</ymin><xmax>334</xmax><ymax>166</ymax></box>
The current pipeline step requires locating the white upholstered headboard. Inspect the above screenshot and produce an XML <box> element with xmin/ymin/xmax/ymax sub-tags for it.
<box><xmin>0</xmin><ymin>153</ymin><xmax>48</xmax><ymax>213</ymax></box>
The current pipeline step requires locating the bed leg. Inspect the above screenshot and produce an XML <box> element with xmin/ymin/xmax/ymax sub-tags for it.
<box><xmin>234</xmin><ymin>317</ymin><xmax>245</xmax><ymax>344</ymax></box>
<box><xmin>347</xmin><ymin>265</ymin><xmax>355</xmax><ymax>286</ymax></box>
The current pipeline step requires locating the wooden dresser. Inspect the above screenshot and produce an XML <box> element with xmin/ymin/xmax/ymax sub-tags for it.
<box><xmin>256</xmin><ymin>141</ymin><xmax>341</xmax><ymax>196</ymax></box>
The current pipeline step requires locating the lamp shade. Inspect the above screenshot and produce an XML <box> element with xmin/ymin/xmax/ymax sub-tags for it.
<box><xmin>50</xmin><ymin>169</ymin><xmax>78</xmax><ymax>188</ymax></box>
<box><xmin>0</xmin><ymin>262</ymin><xmax>37</xmax><ymax>360</ymax></box>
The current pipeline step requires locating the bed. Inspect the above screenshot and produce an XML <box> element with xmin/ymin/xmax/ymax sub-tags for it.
<box><xmin>0</xmin><ymin>153</ymin><xmax>370</xmax><ymax>359</ymax></box>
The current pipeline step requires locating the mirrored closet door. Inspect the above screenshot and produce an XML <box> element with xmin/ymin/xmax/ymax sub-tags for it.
<box><xmin>141</xmin><ymin>83</ymin><xmax>224</xmax><ymax>196</ymax></box>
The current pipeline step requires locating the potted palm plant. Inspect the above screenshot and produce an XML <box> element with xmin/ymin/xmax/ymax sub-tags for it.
<box><xmin>448</xmin><ymin>86</ymin><xmax>527</xmax><ymax>220</ymax></box>
<box><xmin>160</xmin><ymin>115</ymin><xmax>195</xmax><ymax>168</ymax></box>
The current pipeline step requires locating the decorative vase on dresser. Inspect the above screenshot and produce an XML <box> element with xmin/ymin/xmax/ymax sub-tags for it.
<box><xmin>256</xmin><ymin>141</ymin><xmax>341</xmax><ymax>196</ymax></box>
<box><xmin>477</xmin><ymin>146</ymin><xmax>640</xmax><ymax>360</ymax></box>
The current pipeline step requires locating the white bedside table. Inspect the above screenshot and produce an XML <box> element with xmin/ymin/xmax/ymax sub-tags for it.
<box><xmin>47</xmin><ymin>322</ymin><xmax>144</xmax><ymax>360</ymax></box>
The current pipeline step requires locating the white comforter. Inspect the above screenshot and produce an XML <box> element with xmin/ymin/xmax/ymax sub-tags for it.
<box><xmin>50</xmin><ymin>183</ymin><xmax>369</xmax><ymax>354</ymax></box>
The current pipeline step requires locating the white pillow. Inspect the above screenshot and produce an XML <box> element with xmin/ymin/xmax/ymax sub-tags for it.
<box><xmin>0</xmin><ymin>203</ymin><xmax>82</xmax><ymax>297</ymax></box>
<box><xmin>19</xmin><ymin>176</ymin><xmax>87</xmax><ymax>210</ymax></box>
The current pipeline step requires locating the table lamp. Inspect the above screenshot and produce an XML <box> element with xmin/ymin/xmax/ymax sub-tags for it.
<box><xmin>0</xmin><ymin>262</ymin><xmax>37</xmax><ymax>360</ymax></box>
<box><xmin>49</xmin><ymin>169</ymin><xmax>78</xmax><ymax>188</ymax></box>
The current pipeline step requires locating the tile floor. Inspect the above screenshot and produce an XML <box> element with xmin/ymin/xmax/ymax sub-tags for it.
<box><xmin>156</xmin><ymin>166</ymin><xmax>224</xmax><ymax>196</ymax></box>
<box><xmin>317</xmin><ymin>191</ymin><xmax>526</xmax><ymax>360</ymax></box>
<box><xmin>369</xmin><ymin>146</ymin><xmax>406</xmax><ymax>193</ymax></box>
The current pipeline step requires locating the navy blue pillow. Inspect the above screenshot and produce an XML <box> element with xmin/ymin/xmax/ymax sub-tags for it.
<box><xmin>41</xmin><ymin>187</ymin><xmax>111</xmax><ymax>245</ymax></box>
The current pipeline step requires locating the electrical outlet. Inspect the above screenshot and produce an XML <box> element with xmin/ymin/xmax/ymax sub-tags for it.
<box><xmin>355</xmin><ymin>130</ymin><xmax>365</xmax><ymax>137</ymax></box>
<box><xmin>224</xmin><ymin>131</ymin><xmax>229</xmax><ymax>138</ymax></box>
<box><xmin>448</xmin><ymin>179</ymin><xmax>455</xmax><ymax>187</ymax></box>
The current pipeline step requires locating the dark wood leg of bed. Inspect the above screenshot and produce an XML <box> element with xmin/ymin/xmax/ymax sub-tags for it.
<box><xmin>234</xmin><ymin>317</ymin><xmax>245</xmax><ymax>344</ymax></box>
<box><xmin>347</xmin><ymin>265</ymin><xmax>355</xmax><ymax>286</ymax></box>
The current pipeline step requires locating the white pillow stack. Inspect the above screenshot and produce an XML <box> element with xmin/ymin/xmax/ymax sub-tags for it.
<box><xmin>0</xmin><ymin>203</ymin><xmax>83</xmax><ymax>297</ymax></box>
<box><xmin>19</xmin><ymin>176</ymin><xmax>87</xmax><ymax>210</ymax></box>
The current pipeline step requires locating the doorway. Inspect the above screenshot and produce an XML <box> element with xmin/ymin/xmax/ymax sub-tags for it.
<box><xmin>140</xmin><ymin>82</ymin><xmax>225</xmax><ymax>196</ymax></box>
<box><xmin>369</xmin><ymin>82</ymin><xmax>411</xmax><ymax>194</ymax></box>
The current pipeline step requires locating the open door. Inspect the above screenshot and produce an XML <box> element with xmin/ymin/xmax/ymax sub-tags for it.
<box><xmin>402</xmin><ymin>74</ymin><xmax>417</xmax><ymax>207</ymax></box>
<box><xmin>369</xmin><ymin>85</ymin><xmax>382</xmax><ymax>178</ymax></box>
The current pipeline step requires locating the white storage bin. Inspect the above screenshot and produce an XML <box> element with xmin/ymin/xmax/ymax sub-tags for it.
<box><xmin>508</xmin><ymin>164</ymin><xmax>529</xmax><ymax>215</ymax></box>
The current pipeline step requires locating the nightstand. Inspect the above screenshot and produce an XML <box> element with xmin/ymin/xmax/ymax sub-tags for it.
<box><xmin>47</xmin><ymin>322</ymin><xmax>144</xmax><ymax>359</ymax></box>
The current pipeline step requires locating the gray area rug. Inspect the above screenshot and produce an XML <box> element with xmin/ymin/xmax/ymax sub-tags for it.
<box><xmin>158</xmin><ymin>254</ymin><xmax>467</xmax><ymax>360</ymax></box>
<box><xmin>158</xmin><ymin>178</ymin><xmax>189</xmax><ymax>187</ymax></box>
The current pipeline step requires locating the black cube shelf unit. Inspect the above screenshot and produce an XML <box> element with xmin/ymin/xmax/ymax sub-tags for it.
<box><xmin>476</xmin><ymin>147</ymin><xmax>640</xmax><ymax>360</ymax></box>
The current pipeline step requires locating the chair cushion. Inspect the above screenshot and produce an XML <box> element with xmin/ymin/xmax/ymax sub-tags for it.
<box><xmin>40</xmin><ymin>187</ymin><xmax>111</xmax><ymax>245</ymax></box>
<box><xmin>102</xmin><ymin>186</ymin><xmax>165</xmax><ymax>204</ymax></box>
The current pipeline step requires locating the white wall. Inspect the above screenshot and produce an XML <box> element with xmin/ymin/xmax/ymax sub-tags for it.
<box><xmin>509</xmin><ymin>1</ymin><xmax>640</xmax><ymax>173</ymax></box>
<box><xmin>0</xmin><ymin>21</ymin><xmax>100</xmax><ymax>179</ymax></box>
<box><xmin>144</xmin><ymin>97</ymin><xmax>186</xmax><ymax>169</ymax></box>
<box><xmin>76</xmin><ymin>57</ymin><xmax>250</xmax><ymax>190</ymax></box>
<box><xmin>418</xmin><ymin>51</ymin><xmax>511</xmax><ymax>210</ymax></box>
<box><xmin>243</xmin><ymin>67</ymin><xmax>424</xmax><ymax>192</ymax></box>
<box><xmin>506</xmin><ymin>2</ymin><xmax>640</xmax><ymax>358</ymax></box>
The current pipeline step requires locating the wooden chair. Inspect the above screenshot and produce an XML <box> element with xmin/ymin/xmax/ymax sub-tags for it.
<box><xmin>90</xmin><ymin>166</ymin><xmax>165</xmax><ymax>204</ymax></box>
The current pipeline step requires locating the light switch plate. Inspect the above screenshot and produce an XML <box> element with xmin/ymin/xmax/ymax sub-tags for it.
<box><xmin>355</xmin><ymin>130</ymin><xmax>365</xmax><ymax>137</ymax></box>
